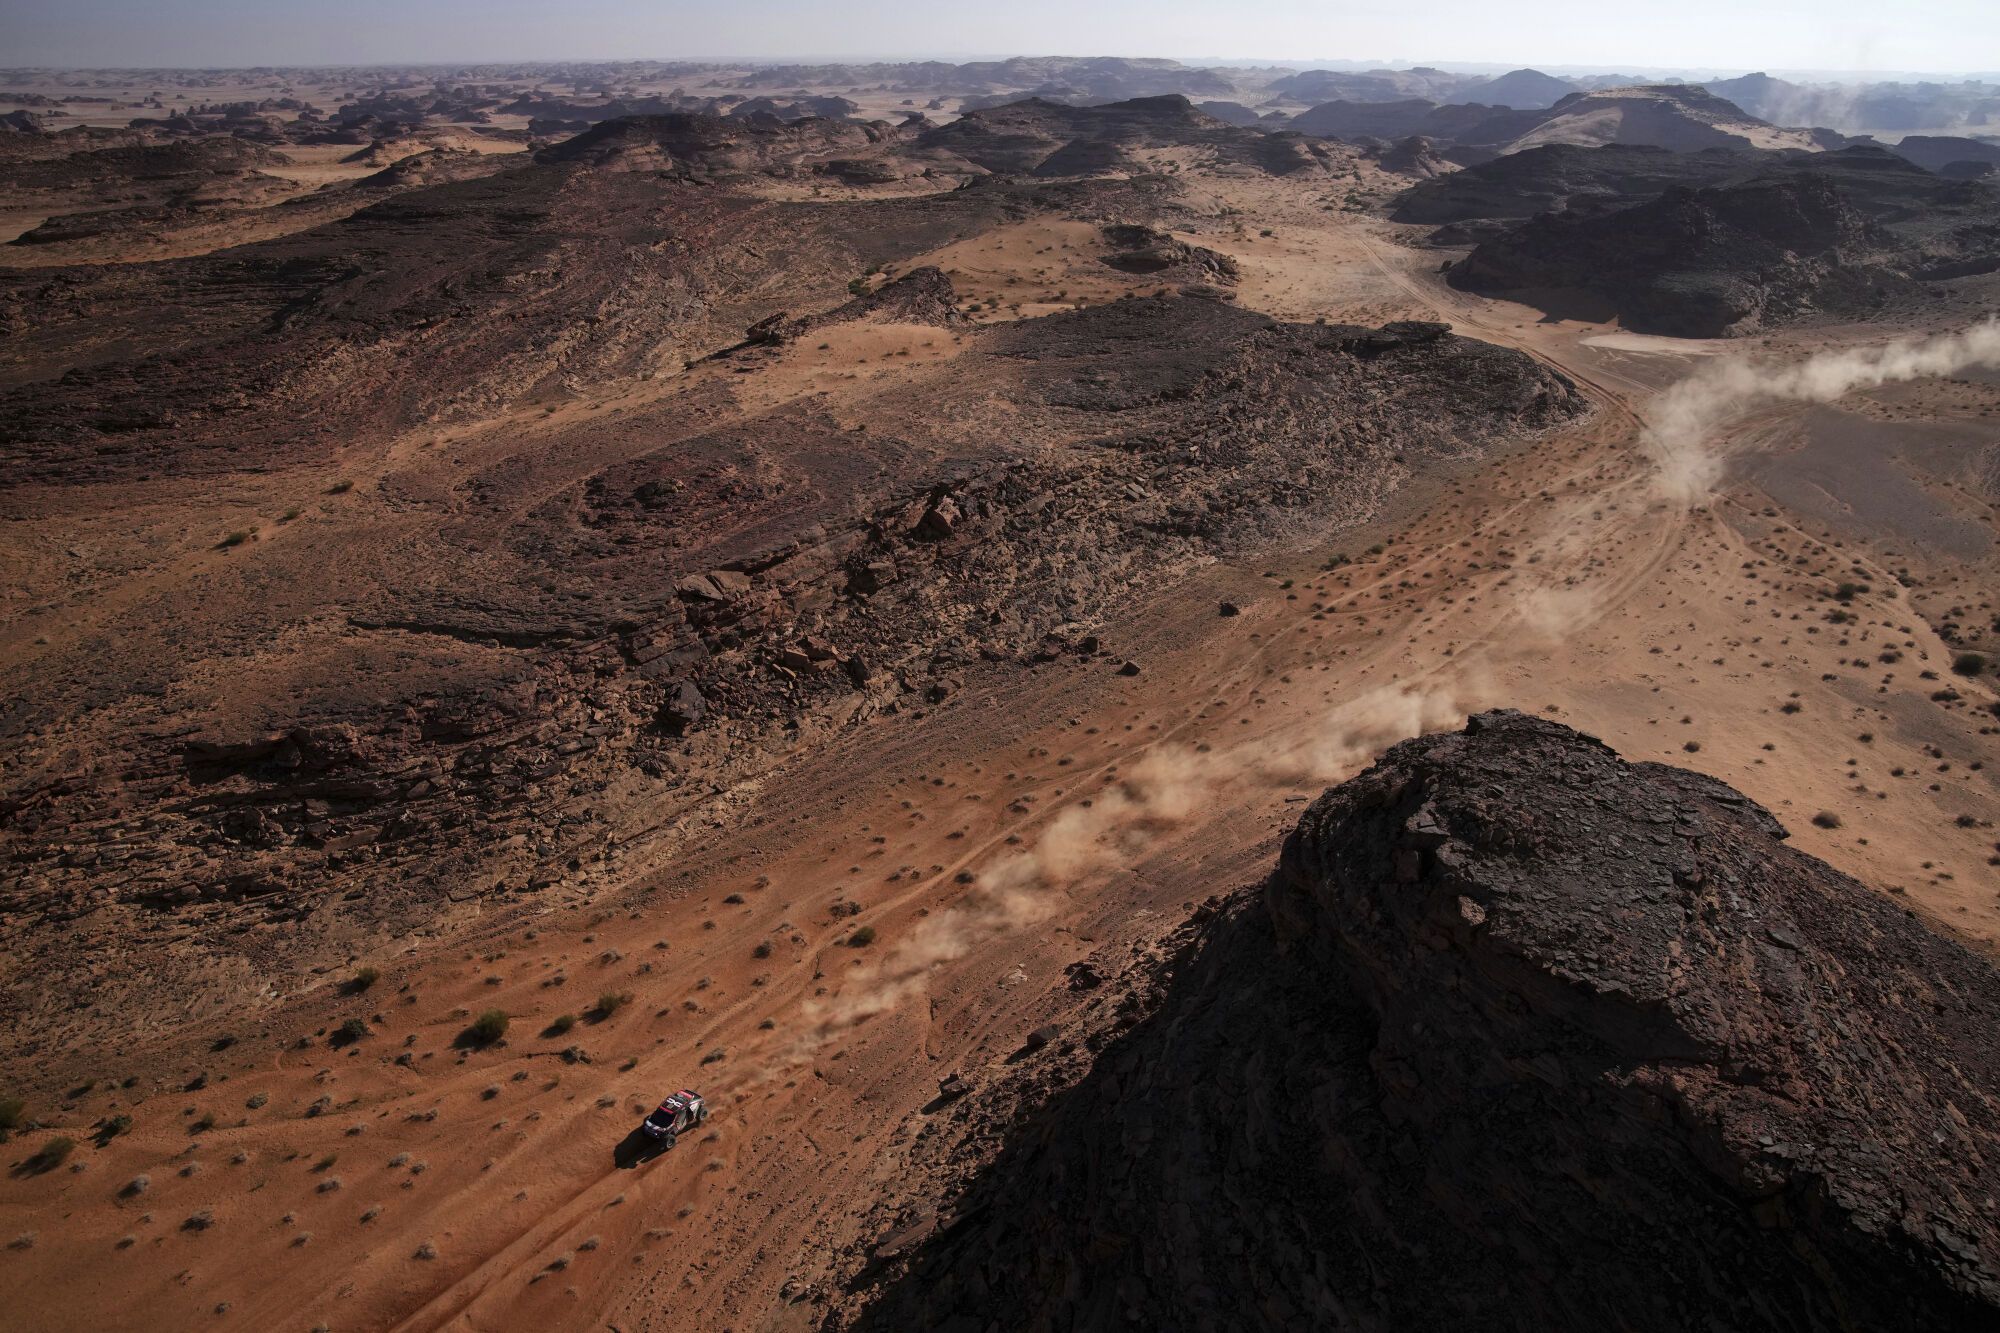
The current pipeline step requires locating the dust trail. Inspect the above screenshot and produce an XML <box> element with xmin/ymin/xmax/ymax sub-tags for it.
<box><xmin>1517</xmin><ymin>318</ymin><xmax>2000</xmax><ymax>636</ymax></box>
<box><xmin>773</xmin><ymin>679</ymin><xmax>1477</xmax><ymax>1067</ymax></box>
<box><xmin>773</xmin><ymin>320</ymin><xmax>2000</xmax><ymax>1070</ymax></box>
<box><xmin>1642</xmin><ymin>318</ymin><xmax>2000</xmax><ymax>504</ymax></box>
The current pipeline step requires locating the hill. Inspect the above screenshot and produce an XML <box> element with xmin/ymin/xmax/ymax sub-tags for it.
<box><xmin>828</xmin><ymin>712</ymin><xmax>2000</xmax><ymax>1331</ymax></box>
<box><xmin>912</xmin><ymin>95</ymin><xmax>1347</xmax><ymax>177</ymax></box>
<box><xmin>1466</xmin><ymin>67</ymin><xmax>1579</xmax><ymax>109</ymax></box>
<box><xmin>1502</xmin><ymin>85</ymin><xmax>1823</xmax><ymax>153</ymax></box>
<box><xmin>1447</xmin><ymin>149</ymin><xmax>2000</xmax><ymax>335</ymax></box>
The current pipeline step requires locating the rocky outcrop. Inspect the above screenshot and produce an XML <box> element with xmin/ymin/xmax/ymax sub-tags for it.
<box><xmin>1450</xmin><ymin>173</ymin><xmax>1894</xmax><ymax>335</ymax></box>
<box><xmin>1392</xmin><ymin>141</ymin><xmax>1778</xmax><ymax>225</ymax></box>
<box><xmin>1447</xmin><ymin>151</ymin><xmax>2000</xmax><ymax>334</ymax></box>
<box><xmin>735</xmin><ymin>266</ymin><xmax>965</xmax><ymax>348</ymax></box>
<box><xmin>1375</xmin><ymin>134</ymin><xmax>1454</xmax><ymax>178</ymax></box>
<box><xmin>828</xmin><ymin>712</ymin><xmax>2000</xmax><ymax>1331</ymax></box>
<box><xmin>1893</xmin><ymin>136</ymin><xmax>2000</xmax><ymax>176</ymax></box>
<box><xmin>1098</xmin><ymin>222</ymin><xmax>1240</xmax><ymax>284</ymax></box>
<box><xmin>913</xmin><ymin>95</ymin><xmax>1349</xmax><ymax>178</ymax></box>
<box><xmin>534</xmin><ymin>111</ymin><xmax>901</xmax><ymax>176</ymax></box>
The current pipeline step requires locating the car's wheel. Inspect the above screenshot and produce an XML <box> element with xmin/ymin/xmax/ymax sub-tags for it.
<box><xmin>661</xmin><ymin>1131</ymin><xmax>676</xmax><ymax>1150</ymax></box>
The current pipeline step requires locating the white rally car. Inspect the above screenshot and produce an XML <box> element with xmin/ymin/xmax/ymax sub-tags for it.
<box><xmin>639</xmin><ymin>1089</ymin><xmax>708</xmax><ymax>1147</ymax></box>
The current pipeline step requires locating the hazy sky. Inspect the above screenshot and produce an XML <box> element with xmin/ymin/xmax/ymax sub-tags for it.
<box><xmin>6</xmin><ymin>0</ymin><xmax>1997</xmax><ymax>75</ymax></box>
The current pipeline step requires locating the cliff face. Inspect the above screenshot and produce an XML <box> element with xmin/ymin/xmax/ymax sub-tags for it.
<box><xmin>829</xmin><ymin>712</ymin><xmax>2000</xmax><ymax>1332</ymax></box>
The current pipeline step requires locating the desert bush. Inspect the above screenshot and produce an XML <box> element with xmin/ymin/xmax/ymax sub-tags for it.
<box><xmin>1952</xmin><ymin>652</ymin><xmax>1987</xmax><ymax>677</ymax></box>
<box><xmin>19</xmin><ymin>1136</ymin><xmax>73</xmax><ymax>1174</ymax></box>
<box><xmin>1811</xmin><ymin>811</ymin><xmax>1843</xmax><ymax>829</ymax></box>
<box><xmin>331</xmin><ymin>1018</ymin><xmax>370</xmax><ymax>1047</ymax></box>
<box><xmin>347</xmin><ymin>966</ymin><xmax>381</xmax><ymax>993</ymax></box>
<box><xmin>460</xmin><ymin>1010</ymin><xmax>509</xmax><ymax>1046</ymax></box>
<box><xmin>846</xmin><ymin>926</ymin><xmax>877</xmax><ymax>948</ymax></box>
<box><xmin>589</xmin><ymin>992</ymin><xmax>632</xmax><ymax>1021</ymax></box>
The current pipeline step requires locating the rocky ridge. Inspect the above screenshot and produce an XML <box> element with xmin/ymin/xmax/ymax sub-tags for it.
<box><xmin>1446</xmin><ymin>150</ymin><xmax>2000</xmax><ymax>335</ymax></box>
<box><xmin>825</xmin><ymin>712</ymin><xmax>2000</xmax><ymax>1331</ymax></box>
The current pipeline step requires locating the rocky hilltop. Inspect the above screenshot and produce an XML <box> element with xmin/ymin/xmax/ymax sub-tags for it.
<box><xmin>914</xmin><ymin>95</ymin><xmax>1348</xmax><ymax>177</ymax></box>
<box><xmin>1446</xmin><ymin>148</ymin><xmax>2000</xmax><ymax>335</ymax></box>
<box><xmin>535</xmin><ymin>110</ymin><xmax>907</xmax><ymax>176</ymax></box>
<box><xmin>829</xmin><ymin>712</ymin><xmax>2000</xmax><ymax>1331</ymax></box>
<box><xmin>1391</xmin><ymin>141</ymin><xmax>1781</xmax><ymax>226</ymax></box>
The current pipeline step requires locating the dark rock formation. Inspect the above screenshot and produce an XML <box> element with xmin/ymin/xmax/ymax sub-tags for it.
<box><xmin>1447</xmin><ymin>148</ymin><xmax>2000</xmax><ymax>334</ymax></box>
<box><xmin>829</xmin><ymin>712</ymin><xmax>2000</xmax><ymax>1332</ymax></box>
<box><xmin>1392</xmin><ymin>141</ymin><xmax>1779</xmax><ymax>225</ymax></box>
<box><xmin>1375</xmin><ymin>134</ymin><xmax>1454</xmax><ymax>178</ymax></box>
<box><xmin>1098</xmin><ymin>223</ymin><xmax>1240</xmax><ymax>283</ymax></box>
<box><xmin>1290</xmin><ymin>96</ymin><xmax>1541</xmax><ymax>147</ymax></box>
<box><xmin>535</xmin><ymin>111</ymin><xmax>901</xmax><ymax>176</ymax></box>
<box><xmin>913</xmin><ymin>95</ymin><xmax>1349</xmax><ymax>178</ymax></box>
<box><xmin>1449</xmin><ymin>172</ymin><xmax>1883</xmax><ymax>335</ymax></box>
<box><xmin>1893</xmin><ymin>136</ymin><xmax>2000</xmax><ymax>175</ymax></box>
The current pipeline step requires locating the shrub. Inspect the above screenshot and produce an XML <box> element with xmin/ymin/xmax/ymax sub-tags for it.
<box><xmin>751</xmin><ymin>941</ymin><xmax>772</xmax><ymax>959</ymax></box>
<box><xmin>1811</xmin><ymin>811</ymin><xmax>1843</xmax><ymax>829</ymax></box>
<box><xmin>460</xmin><ymin>1010</ymin><xmax>509</xmax><ymax>1046</ymax></box>
<box><xmin>326</xmin><ymin>479</ymin><xmax>353</xmax><ymax>495</ymax></box>
<box><xmin>846</xmin><ymin>926</ymin><xmax>877</xmax><ymax>948</ymax></box>
<box><xmin>1952</xmin><ymin>652</ymin><xmax>1987</xmax><ymax>677</ymax></box>
<box><xmin>590</xmin><ymin>992</ymin><xmax>632</xmax><ymax>1021</ymax></box>
<box><xmin>95</xmin><ymin>1114</ymin><xmax>133</xmax><ymax>1146</ymax></box>
<box><xmin>0</xmin><ymin>1097</ymin><xmax>23</xmax><ymax>1138</ymax></box>
<box><xmin>544</xmin><ymin>1014</ymin><xmax>577</xmax><ymax>1037</ymax></box>
<box><xmin>331</xmin><ymin>1018</ymin><xmax>370</xmax><ymax>1047</ymax></box>
<box><xmin>20</xmin><ymin>1136</ymin><xmax>74</xmax><ymax>1175</ymax></box>
<box><xmin>348</xmin><ymin>967</ymin><xmax>381</xmax><ymax>993</ymax></box>
<box><xmin>190</xmin><ymin>1113</ymin><xmax>216</xmax><ymax>1134</ymax></box>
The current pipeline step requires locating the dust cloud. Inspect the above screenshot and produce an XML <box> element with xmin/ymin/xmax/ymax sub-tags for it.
<box><xmin>786</xmin><ymin>680</ymin><xmax>1475</xmax><ymax>1055</ymax></box>
<box><xmin>1642</xmin><ymin>318</ymin><xmax>2000</xmax><ymax>503</ymax></box>
<box><xmin>790</xmin><ymin>318</ymin><xmax>2000</xmax><ymax>1058</ymax></box>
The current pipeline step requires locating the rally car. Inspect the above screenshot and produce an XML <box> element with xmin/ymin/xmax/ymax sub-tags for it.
<box><xmin>638</xmin><ymin>1089</ymin><xmax>708</xmax><ymax>1147</ymax></box>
